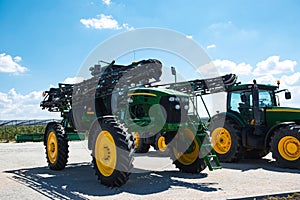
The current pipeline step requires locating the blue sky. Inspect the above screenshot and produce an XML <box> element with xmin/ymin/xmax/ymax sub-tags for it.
<box><xmin>1</xmin><ymin>0</ymin><xmax>300</xmax><ymax>119</ymax></box>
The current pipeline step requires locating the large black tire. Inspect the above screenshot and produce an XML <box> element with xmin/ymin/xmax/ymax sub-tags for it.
<box><xmin>244</xmin><ymin>149</ymin><xmax>269</xmax><ymax>159</ymax></box>
<box><xmin>135</xmin><ymin>143</ymin><xmax>150</xmax><ymax>153</ymax></box>
<box><xmin>209</xmin><ymin>117</ymin><xmax>243</xmax><ymax>162</ymax></box>
<box><xmin>170</xmin><ymin>128</ymin><xmax>207</xmax><ymax>173</ymax></box>
<box><xmin>133</xmin><ymin>132</ymin><xmax>150</xmax><ymax>153</ymax></box>
<box><xmin>91</xmin><ymin>118</ymin><xmax>134</xmax><ymax>187</ymax></box>
<box><xmin>270</xmin><ymin>124</ymin><xmax>300</xmax><ymax>169</ymax></box>
<box><xmin>44</xmin><ymin>122</ymin><xmax>69</xmax><ymax>170</ymax></box>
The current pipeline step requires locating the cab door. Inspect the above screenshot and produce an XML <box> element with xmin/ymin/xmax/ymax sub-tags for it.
<box><xmin>228</xmin><ymin>90</ymin><xmax>253</xmax><ymax>125</ymax></box>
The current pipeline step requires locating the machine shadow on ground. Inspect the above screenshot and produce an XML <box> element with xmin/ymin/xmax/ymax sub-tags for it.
<box><xmin>5</xmin><ymin>162</ymin><xmax>220</xmax><ymax>200</ymax></box>
<box><xmin>221</xmin><ymin>156</ymin><xmax>300</xmax><ymax>174</ymax></box>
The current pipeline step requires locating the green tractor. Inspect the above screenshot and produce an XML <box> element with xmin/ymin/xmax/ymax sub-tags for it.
<box><xmin>41</xmin><ymin>59</ymin><xmax>233</xmax><ymax>187</ymax></box>
<box><xmin>209</xmin><ymin>79</ymin><xmax>300</xmax><ymax>169</ymax></box>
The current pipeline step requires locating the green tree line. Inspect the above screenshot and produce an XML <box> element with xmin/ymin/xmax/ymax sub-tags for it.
<box><xmin>0</xmin><ymin>125</ymin><xmax>46</xmax><ymax>141</ymax></box>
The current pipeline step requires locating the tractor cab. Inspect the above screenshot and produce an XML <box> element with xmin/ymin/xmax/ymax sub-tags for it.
<box><xmin>226</xmin><ymin>81</ymin><xmax>292</xmax><ymax>135</ymax></box>
<box><xmin>228</xmin><ymin>83</ymin><xmax>275</xmax><ymax>125</ymax></box>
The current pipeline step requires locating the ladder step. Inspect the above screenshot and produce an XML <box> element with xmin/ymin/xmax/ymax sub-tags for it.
<box><xmin>201</xmin><ymin>144</ymin><xmax>212</xmax><ymax>147</ymax></box>
<box><xmin>196</xmin><ymin>133</ymin><xmax>207</xmax><ymax>137</ymax></box>
<box><xmin>204</xmin><ymin>154</ymin><xmax>221</xmax><ymax>171</ymax></box>
<box><xmin>211</xmin><ymin>166</ymin><xmax>222</xmax><ymax>170</ymax></box>
<box><xmin>206</xmin><ymin>154</ymin><xmax>218</xmax><ymax>158</ymax></box>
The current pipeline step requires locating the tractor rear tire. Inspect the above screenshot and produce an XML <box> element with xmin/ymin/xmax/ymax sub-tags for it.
<box><xmin>209</xmin><ymin>117</ymin><xmax>243</xmax><ymax>162</ymax></box>
<box><xmin>170</xmin><ymin>128</ymin><xmax>207</xmax><ymax>173</ymax></box>
<box><xmin>91</xmin><ymin>118</ymin><xmax>134</xmax><ymax>187</ymax></box>
<box><xmin>270</xmin><ymin>124</ymin><xmax>300</xmax><ymax>169</ymax></box>
<box><xmin>45</xmin><ymin>123</ymin><xmax>69</xmax><ymax>170</ymax></box>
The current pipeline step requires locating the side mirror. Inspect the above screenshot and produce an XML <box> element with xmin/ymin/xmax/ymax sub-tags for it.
<box><xmin>285</xmin><ymin>91</ymin><xmax>291</xmax><ymax>100</ymax></box>
<box><xmin>240</xmin><ymin>94</ymin><xmax>246</xmax><ymax>102</ymax></box>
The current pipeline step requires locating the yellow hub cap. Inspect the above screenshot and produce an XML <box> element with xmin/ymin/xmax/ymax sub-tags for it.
<box><xmin>278</xmin><ymin>136</ymin><xmax>300</xmax><ymax>161</ymax></box>
<box><xmin>133</xmin><ymin>132</ymin><xmax>140</xmax><ymax>148</ymax></box>
<box><xmin>95</xmin><ymin>130</ymin><xmax>117</xmax><ymax>177</ymax></box>
<box><xmin>47</xmin><ymin>131</ymin><xmax>58</xmax><ymax>164</ymax></box>
<box><xmin>173</xmin><ymin>128</ymin><xmax>199</xmax><ymax>165</ymax></box>
<box><xmin>211</xmin><ymin>127</ymin><xmax>232</xmax><ymax>154</ymax></box>
<box><xmin>157</xmin><ymin>136</ymin><xmax>167</xmax><ymax>152</ymax></box>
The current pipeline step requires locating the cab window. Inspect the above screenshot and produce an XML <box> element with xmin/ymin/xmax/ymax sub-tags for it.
<box><xmin>258</xmin><ymin>90</ymin><xmax>274</xmax><ymax>107</ymax></box>
<box><xmin>229</xmin><ymin>91</ymin><xmax>252</xmax><ymax>113</ymax></box>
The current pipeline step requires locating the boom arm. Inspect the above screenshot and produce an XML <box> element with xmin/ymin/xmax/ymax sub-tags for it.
<box><xmin>40</xmin><ymin>59</ymin><xmax>163</xmax><ymax>112</ymax></box>
<box><xmin>155</xmin><ymin>73</ymin><xmax>237</xmax><ymax>95</ymax></box>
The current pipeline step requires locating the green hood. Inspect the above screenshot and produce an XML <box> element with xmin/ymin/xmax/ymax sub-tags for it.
<box><xmin>266</xmin><ymin>107</ymin><xmax>300</xmax><ymax>127</ymax></box>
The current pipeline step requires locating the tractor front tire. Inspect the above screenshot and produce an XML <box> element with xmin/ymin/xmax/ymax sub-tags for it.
<box><xmin>270</xmin><ymin>124</ymin><xmax>300</xmax><ymax>169</ymax></box>
<box><xmin>45</xmin><ymin>123</ymin><xmax>69</xmax><ymax>170</ymax></box>
<box><xmin>92</xmin><ymin>118</ymin><xmax>134</xmax><ymax>187</ymax></box>
<box><xmin>210</xmin><ymin>117</ymin><xmax>243</xmax><ymax>162</ymax></box>
<box><xmin>170</xmin><ymin>128</ymin><xmax>207</xmax><ymax>173</ymax></box>
<box><xmin>133</xmin><ymin>132</ymin><xmax>150</xmax><ymax>153</ymax></box>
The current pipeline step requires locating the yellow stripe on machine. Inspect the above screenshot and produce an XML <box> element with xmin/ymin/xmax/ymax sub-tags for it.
<box><xmin>266</xmin><ymin>109</ymin><xmax>300</xmax><ymax>113</ymax></box>
<box><xmin>128</xmin><ymin>93</ymin><xmax>157</xmax><ymax>97</ymax></box>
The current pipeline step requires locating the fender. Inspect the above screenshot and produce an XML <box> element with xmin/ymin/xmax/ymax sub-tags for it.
<box><xmin>264</xmin><ymin>121</ymin><xmax>296</xmax><ymax>147</ymax></box>
<box><xmin>210</xmin><ymin>111</ymin><xmax>246</xmax><ymax>128</ymax></box>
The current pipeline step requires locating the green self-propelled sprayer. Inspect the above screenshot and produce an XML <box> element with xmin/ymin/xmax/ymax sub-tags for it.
<box><xmin>40</xmin><ymin>59</ymin><xmax>237</xmax><ymax>187</ymax></box>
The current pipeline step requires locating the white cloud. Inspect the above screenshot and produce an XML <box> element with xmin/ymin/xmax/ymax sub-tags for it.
<box><xmin>80</xmin><ymin>14</ymin><xmax>120</xmax><ymax>30</ymax></box>
<box><xmin>0</xmin><ymin>53</ymin><xmax>28</xmax><ymax>74</ymax></box>
<box><xmin>254</xmin><ymin>74</ymin><xmax>278</xmax><ymax>85</ymax></box>
<box><xmin>197</xmin><ymin>61</ymin><xmax>220</xmax><ymax>78</ymax></box>
<box><xmin>63</xmin><ymin>77</ymin><xmax>84</xmax><ymax>84</ymax></box>
<box><xmin>213</xmin><ymin>59</ymin><xmax>252</xmax><ymax>75</ymax></box>
<box><xmin>0</xmin><ymin>89</ymin><xmax>59</xmax><ymax>120</ymax></box>
<box><xmin>253</xmin><ymin>56</ymin><xmax>297</xmax><ymax>76</ymax></box>
<box><xmin>102</xmin><ymin>0</ymin><xmax>111</xmax><ymax>5</ymax></box>
<box><xmin>206</xmin><ymin>44</ymin><xmax>216</xmax><ymax>49</ymax></box>
<box><xmin>281</xmin><ymin>72</ymin><xmax>300</xmax><ymax>86</ymax></box>
<box><xmin>122</xmin><ymin>23</ymin><xmax>134</xmax><ymax>31</ymax></box>
<box><xmin>80</xmin><ymin>14</ymin><xmax>133</xmax><ymax>30</ymax></box>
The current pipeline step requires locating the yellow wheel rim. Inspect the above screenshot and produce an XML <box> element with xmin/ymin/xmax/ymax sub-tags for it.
<box><xmin>278</xmin><ymin>136</ymin><xmax>300</xmax><ymax>161</ymax></box>
<box><xmin>47</xmin><ymin>131</ymin><xmax>58</xmax><ymax>164</ymax></box>
<box><xmin>158</xmin><ymin>136</ymin><xmax>167</xmax><ymax>152</ymax></box>
<box><xmin>133</xmin><ymin>132</ymin><xmax>140</xmax><ymax>149</ymax></box>
<box><xmin>173</xmin><ymin>128</ymin><xmax>199</xmax><ymax>165</ymax></box>
<box><xmin>211</xmin><ymin>127</ymin><xmax>232</xmax><ymax>154</ymax></box>
<box><xmin>95</xmin><ymin>130</ymin><xmax>117</xmax><ymax>177</ymax></box>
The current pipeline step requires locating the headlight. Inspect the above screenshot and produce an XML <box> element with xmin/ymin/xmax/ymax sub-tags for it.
<box><xmin>175</xmin><ymin>97</ymin><xmax>180</xmax><ymax>102</ymax></box>
<box><xmin>169</xmin><ymin>97</ymin><xmax>175</xmax><ymax>102</ymax></box>
<box><xmin>184</xmin><ymin>97</ymin><xmax>189</xmax><ymax>102</ymax></box>
<box><xmin>175</xmin><ymin>104</ymin><xmax>180</xmax><ymax>110</ymax></box>
<box><xmin>184</xmin><ymin>105</ymin><xmax>189</xmax><ymax>110</ymax></box>
<box><xmin>127</xmin><ymin>97</ymin><xmax>133</xmax><ymax>103</ymax></box>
